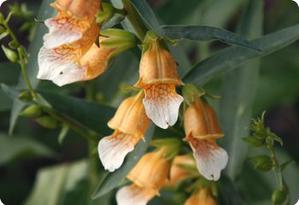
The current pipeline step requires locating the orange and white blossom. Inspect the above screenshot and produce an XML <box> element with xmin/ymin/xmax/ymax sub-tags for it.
<box><xmin>116</xmin><ymin>149</ymin><xmax>170</xmax><ymax>205</ymax></box>
<box><xmin>184</xmin><ymin>98</ymin><xmax>228</xmax><ymax>181</ymax></box>
<box><xmin>135</xmin><ymin>32</ymin><xmax>184</xmax><ymax>129</ymax></box>
<box><xmin>38</xmin><ymin>0</ymin><xmax>105</xmax><ymax>86</ymax></box>
<box><xmin>184</xmin><ymin>188</ymin><xmax>217</xmax><ymax>205</ymax></box>
<box><xmin>98</xmin><ymin>93</ymin><xmax>150</xmax><ymax>172</ymax></box>
<box><xmin>168</xmin><ymin>155</ymin><xmax>197</xmax><ymax>186</ymax></box>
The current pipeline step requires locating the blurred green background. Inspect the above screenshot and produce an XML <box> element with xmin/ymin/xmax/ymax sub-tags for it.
<box><xmin>0</xmin><ymin>0</ymin><xmax>299</xmax><ymax>205</ymax></box>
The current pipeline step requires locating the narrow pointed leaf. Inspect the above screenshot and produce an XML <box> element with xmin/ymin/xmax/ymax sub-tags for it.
<box><xmin>220</xmin><ymin>0</ymin><xmax>264</xmax><ymax>180</ymax></box>
<box><xmin>162</xmin><ymin>25</ymin><xmax>260</xmax><ymax>50</ymax></box>
<box><xmin>129</xmin><ymin>0</ymin><xmax>163</xmax><ymax>35</ymax></box>
<box><xmin>183</xmin><ymin>23</ymin><xmax>299</xmax><ymax>85</ymax></box>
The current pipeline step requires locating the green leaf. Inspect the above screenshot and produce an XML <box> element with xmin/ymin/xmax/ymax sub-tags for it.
<box><xmin>162</xmin><ymin>25</ymin><xmax>260</xmax><ymax>50</ymax></box>
<box><xmin>0</xmin><ymin>63</ymin><xmax>19</xmax><ymax>111</ymax></box>
<box><xmin>183</xmin><ymin>23</ymin><xmax>299</xmax><ymax>85</ymax></box>
<box><xmin>220</xmin><ymin>0</ymin><xmax>264</xmax><ymax>180</ymax></box>
<box><xmin>0</xmin><ymin>133</ymin><xmax>54</xmax><ymax>166</ymax></box>
<box><xmin>9</xmin><ymin>0</ymin><xmax>55</xmax><ymax>135</ymax></box>
<box><xmin>25</xmin><ymin>161</ymin><xmax>88</xmax><ymax>205</ymax></box>
<box><xmin>92</xmin><ymin>124</ymin><xmax>155</xmax><ymax>199</ymax></box>
<box><xmin>129</xmin><ymin>0</ymin><xmax>163</xmax><ymax>35</ymax></box>
<box><xmin>218</xmin><ymin>175</ymin><xmax>244</xmax><ymax>205</ymax></box>
<box><xmin>39</xmin><ymin>90</ymin><xmax>115</xmax><ymax>136</ymax></box>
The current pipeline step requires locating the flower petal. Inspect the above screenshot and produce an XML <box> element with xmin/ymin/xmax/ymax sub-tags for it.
<box><xmin>37</xmin><ymin>46</ymin><xmax>86</xmax><ymax>86</ymax></box>
<box><xmin>98</xmin><ymin>133</ymin><xmax>139</xmax><ymax>172</ymax></box>
<box><xmin>116</xmin><ymin>185</ymin><xmax>156</xmax><ymax>205</ymax></box>
<box><xmin>143</xmin><ymin>84</ymin><xmax>183</xmax><ymax>129</ymax></box>
<box><xmin>189</xmin><ymin>139</ymin><xmax>228</xmax><ymax>181</ymax></box>
<box><xmin>44</xmin><ymin>17</ymin><xmax>83</xmax><ymax>48</ymax></box>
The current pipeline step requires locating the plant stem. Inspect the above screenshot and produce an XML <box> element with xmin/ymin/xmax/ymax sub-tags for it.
<box><xmin>2</xmin><ymin>16</ymin><xmax>36</xmax><ymax>99</ymax></box>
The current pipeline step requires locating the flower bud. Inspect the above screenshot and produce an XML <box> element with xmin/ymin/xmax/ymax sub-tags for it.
<box><xmin>272</xmin><ymin>189</ymin><xmax>287</xmax><ymax>205</ymax></box>
<box><xmin>35</xmin><ymin>116</ymin><xmax>58</xmax><ymax>129</ymax></box>
<box><xmin>19</xmin><ymin>105</ymin><xmax>42</xmax><ymax>118</ymax></box>
<box><xmin>2</xmin><ymin>45</ymin><xmax>18</xmax><ymax>63</ymax></box>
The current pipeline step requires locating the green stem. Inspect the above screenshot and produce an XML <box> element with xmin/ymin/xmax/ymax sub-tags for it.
<box><xmin>2</xmin><ymin>17</ymin><xmax>36</xmax><ymax>99</ymax></box>
<box><xmin>42</xmin><ymin>106</ymin><xmax>99</xmax><ymax>143</ymax></box>
<box><xmin>268</xmin><ymin>145</ymin><xmax>284</xmax><ymax>189</ymax></box>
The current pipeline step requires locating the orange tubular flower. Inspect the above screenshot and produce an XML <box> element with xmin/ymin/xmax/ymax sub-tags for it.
<box><xmin>135</xmin><ymin>32</ymin><xmax>184</xmax><ymax>129</ymax></box>
<box><xmin>184</xmin><ymin>98</ymin><xmax>228</xmax><ymax>181</ymax></box>
<box><xmin>184</xmin><ymin>189</ymin><xmax>217</xmax><ymax>205</ymax></box>
<box><xmin>98</xmin><ymin>93</ymin><xmax>150</xmax><ymax>172</ymax></box>
<box><xmin>168</xmin><ymin>155</ymin><xmax>197</xmax><ymax>186</ymax></box>
<box><xmin>38</xmin><ymin>0</ymin><xmax>100</xmax><ymax>86</ymax></box>
<box><xmin>116</xmin><ymin>150</ymin><xmax>171</xmax><ymax>205</ymax></box>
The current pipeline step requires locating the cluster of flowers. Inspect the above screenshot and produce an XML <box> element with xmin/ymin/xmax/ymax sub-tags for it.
<box><xmin>38</xmin><ymin>0</ymin><xmax>228</xmax><ymax>204</ymax></box>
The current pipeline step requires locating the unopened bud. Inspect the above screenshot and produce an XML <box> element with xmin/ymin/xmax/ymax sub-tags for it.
<box><xmin>100</xmin><ymin>28</ymin><xmax>137</xmax><ymax>56</ymax></box>
<box><xmin>19</xmin><ymin>104</ymin><xmax>42</xmax><ymax>118</ymax></box>
<box><xmin>250</xmin><ymin>155</ymin><xmax>273</xmax><ymax>171</ymax></box>
<box><xmin>18</xmin><ymin>90</ymin><xmax>32</xmax><ymax>101</ymax></box>
<box><xmin>2</xmin><ymin>45</ymin><xmax>18</xmax><ymax>63</ymax></box>
<box><xmin>35</xmin><ymin>116</ymin><xmax>58</xmax><ymax>129</ymax></box>
<box><xmin>272</xmin><ymin>189</ymin><xmax>287</xmax><ymax>205</ymax></box>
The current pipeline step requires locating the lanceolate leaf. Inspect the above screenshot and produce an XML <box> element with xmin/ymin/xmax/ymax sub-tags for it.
<box><xmin>9</xmin><ymin>0</ymin><xmax>55</xmax><ymax>135</ymax></box>
<box><xmin>92</xmin><ymin>124</ymin><xmax>155</xmax><ymax>199</ymax></box>
<box><xmin>220</xmin><ymin>0</ymin><xmax>264</xmax><ymax>180</ymax></box>
<box><xmin>183</xmin><ymin>23</ymin><xmax>299</xmax><ymax>85</ymax></box>
<box><xmin>40</xmin><ymin>91</ymin><xmax>115</xmax><ymax>136</ymax></box>
<box><xmin>0</xmin><ymin>133</ymin><xmax>55</xmax><ymax>165</ymax></box>
<box><xmin>162</xmin><ymin>25</ymin><xmax>259</xmax><ymax>50</ymax></box>
<box><xmin>129</xmin><ymin>0</ymin><xmax>163</xmax><ymax>35</ymax></box>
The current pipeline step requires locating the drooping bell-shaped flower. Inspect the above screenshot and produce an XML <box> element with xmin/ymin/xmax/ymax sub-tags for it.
<box><xmin>184</xmin><ymin>189</ymin><xmax>218</xmax><ymax>205</ymax></box>
<box><xmin>38</xmin><ymin>25</ymin><xmax>136</xmax><ymax>86</ymax></box>
<box><xmin>135</xmin><ymin>32</ymin><xmax>184</xmax><ymax>129</ymax></box>
<box><xmin>116</xmin><ymin>149</ymin><xmax>171</xmax><ymax>205</ymax></box>
<box><xmin>184</xmin><ymin>98</ymin><xmax>228</xmax><ymax>181</ymax></box>
<box><xmin>98</xmin><ymin>92</ymin><xmax>150</xmax><ymax>172</ymax></box>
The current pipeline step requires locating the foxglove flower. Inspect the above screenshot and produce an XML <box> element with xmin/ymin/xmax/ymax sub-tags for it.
<box><xmin>135</xmin><ymin>32</ymin><xmax>184</xmax><ymax>129</ymax></box>
<box><xmin>98</xmin><ymin>93</ymin><xmax>150</xmax><ymax>172</ymax></box>
<box><xmin>38</xmin><ymin>0</ymin><xmax>100</xmax><ymax>86</ymax></box>
<box><xmin>184</xmin><ymin>98</ymin><xmax>228</xmax><ymax>181</ymax></box>
<box><xmin>116</xmin><ymin>150</ymin><xmax>170</xmax><ymax>205</ymax></box>
<box><xmin>184</xmin><ymin>189</ymin><xmax>217</xmax><ymax>205</ymax></box>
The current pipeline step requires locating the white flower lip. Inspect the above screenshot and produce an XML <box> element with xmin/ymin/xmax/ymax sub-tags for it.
<box><xmin>116</xmin><ymin>185</ymin><xmax>155</xmax><ymax>205</ymax></box>
<box><xmin>190</xmin><ymin>140</ymin><xmax>228</xmax><ymax>181</ymax></box>
<box><xmin>143</xmin><ymin>88</ymin><xmax>183</xmax><ymax>129</ymax></box>
<box><xmin>0</xmin><ymin>0</ymin><xmax>7</xmax><ymax>7</ymax></box>
<box><xmin>98</xmin><ymin>134</ymin><xmax>138</xmax><ymax>172</ymax></box>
